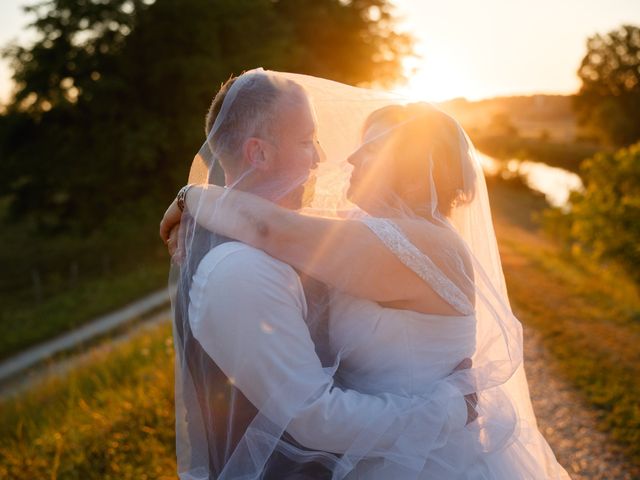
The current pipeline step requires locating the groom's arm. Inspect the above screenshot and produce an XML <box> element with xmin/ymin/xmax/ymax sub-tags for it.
<box><xmin>189</xmin><ymin>243</ymin><xmax>469</xmax><ymax>455</ymax></box>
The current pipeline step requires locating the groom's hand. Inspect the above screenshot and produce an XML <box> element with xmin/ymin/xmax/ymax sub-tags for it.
<box><xmin>159</xmin><ymin>199</ymin><xmax>184</xmax><ymax>263</ymax></box>
<box><xmin>160</xmin><ymin>199</ymin><xmax>182</xmax><ymax>244</ymax></box>
<box><xmin>453</xmin><ymin>358</ymin><xmax>478</xmax><ymax>425</ymax></box>
<box><xmin>167</xmin><ymin>226</ymin><xmax>183</xmax><ymax>262</ymax></box>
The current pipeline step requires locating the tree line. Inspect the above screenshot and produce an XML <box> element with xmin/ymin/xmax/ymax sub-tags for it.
<box><xmin>0</xmin><ymin>0</ymin><xmax>412</xmax><ymax>304</ymax></box>
<box><xmin>549</xmin><ymin>24</ymin><xmax>640</xmax><ymax>283</ymax></box>
<box><xmin>0</xmin><ymin>0</ymin><xmax>411</xmax><ymax>234</ymax></box>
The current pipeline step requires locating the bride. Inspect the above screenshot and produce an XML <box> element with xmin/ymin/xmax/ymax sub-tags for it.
<box><xmin>161</xmin><ymin>69</ymin><xmax>570</xmax><ymax>478</ymax></box>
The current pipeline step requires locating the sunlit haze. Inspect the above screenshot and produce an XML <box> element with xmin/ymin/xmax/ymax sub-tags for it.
<box><xmin>391</xmin><ymin>0</ymin><xmax>640</xmax><ymax>101</ymax></box>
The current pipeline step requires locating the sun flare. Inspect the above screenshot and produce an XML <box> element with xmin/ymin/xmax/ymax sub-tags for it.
<box><xmin>392</xmin><ymin>47</ymin><xmax>482</xmax><ymax>102</ymax></box>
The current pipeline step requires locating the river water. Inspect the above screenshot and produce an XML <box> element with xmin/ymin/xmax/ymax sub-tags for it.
<box><xmin>477</xmin><ymin>151</ymin><xmax>583</xmax><ymax>209</ymax></box>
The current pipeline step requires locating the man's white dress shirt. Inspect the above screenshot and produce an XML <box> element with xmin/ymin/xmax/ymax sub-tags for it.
<box><xmin>188</xmin><ymin>241</ymin><xmax>467</xmax><ymax>458</ymax></box>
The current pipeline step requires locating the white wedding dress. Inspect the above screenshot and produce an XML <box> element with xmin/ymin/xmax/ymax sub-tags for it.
<box><xmin>327</xmin><ymin>218</ymin><xmax>571</xmax><ymax>479</ymax></box>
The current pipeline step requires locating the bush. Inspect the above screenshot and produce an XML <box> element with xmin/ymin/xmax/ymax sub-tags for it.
<box><xmin>544</xmin><ymin>142</ymin><xmax>640</xmax><ymax>281</ymax></box>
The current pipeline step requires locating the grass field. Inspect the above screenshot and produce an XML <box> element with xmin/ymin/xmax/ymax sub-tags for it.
<box><xmin>0</xmin><ymin>321</ymin><xmax>177</xmax><ymax>479</ymax></box>
<box><xmin>0</xmin><ymin>208</ymin><xmax>171</xmax><ymax>361</ymax></box>
<box><xmin>0</xmin><ymin>258</ymin><xmax>169</xmax><ymax>361</ymax></box>
<box><xmin>0</xmin><ymin>179</ymin><xmax>638</xmax><ymax>478</ymax></box>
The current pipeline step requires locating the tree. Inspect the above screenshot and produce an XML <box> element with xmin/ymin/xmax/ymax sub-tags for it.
<box><xmin>271</xmin><ymin>0</ymin><xmax>413</xmax><ymax>87</ymax></box>
<box><xmin>544</xmin><ymin>143</ymin><xmax>640</xmax><ymax>283</ymax></box>
<box><xmin>574</xmin><ymin>25</ymin><xmax>640</xmax><ymax>146</ymax></box>
<box><xmin>1</xmin><ymin>0</ymin><xmax>414</xmax><ymax>233</ymax></box>
<box><xmin>3</xmin><ymin>0</ymin><xmax>149</xmax><ymax>114</ymax></box>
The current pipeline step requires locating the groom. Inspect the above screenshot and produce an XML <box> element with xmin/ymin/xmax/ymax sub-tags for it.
<box><xmin>171</xmin><ymin>72</ymin><xmax>472</xmax><ymax>479</ymax></box>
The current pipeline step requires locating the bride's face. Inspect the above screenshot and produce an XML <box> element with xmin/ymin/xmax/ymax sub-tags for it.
<box><xmin>346</xmin><ymin>121</ymin><xmax>397</xmax><ymax>211</ymax></box>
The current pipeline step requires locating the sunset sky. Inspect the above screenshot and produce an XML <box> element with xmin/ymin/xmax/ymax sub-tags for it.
<box><xmin>391</xmin><ymin>0</ymin><xmax>640</xmax><ymax>100</ymax></box>
<box><xmin>0</xmin><ymin>0</ymin><xmax>639</xmax><ymax>104</ymax></box>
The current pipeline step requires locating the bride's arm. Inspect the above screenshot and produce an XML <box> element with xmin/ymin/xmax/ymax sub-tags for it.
<box><xmin>183</xmin><ymin>184</ymin><xmax>473</xmax><ymax>316</ymax></box>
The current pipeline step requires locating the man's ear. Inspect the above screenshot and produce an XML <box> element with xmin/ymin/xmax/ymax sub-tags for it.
<box><xmin>243</xmin><ymin>137</ymin><xmax>272</xmax><ymax>171</ymax></box>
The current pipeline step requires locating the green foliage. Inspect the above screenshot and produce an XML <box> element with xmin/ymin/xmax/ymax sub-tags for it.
<box><xmin>490</xmin><ymin>181</ymin><xmax>640</xmax><ymax>468</ymax></box>
<box><xmin>543</xmin><ymin>142</ymin><xmax>640</xmax><ymax>282</ymax></box>
<box><xmin>0</xmin><ymin>0</ymin><xmax>412</xmax><ymax>233</ymax></box>
<box><xmin>0</xmin><ymin>0</ymin><xmax>413</xmax><ymax>353</ymax></box>
<box><xmin>0</xmin><ymin>197</ymin><xmax>167</xmax><ymax>332</ymax></box>
<box><xmin>574</xmin><ymin>25</ymin><xmax>640</xmax><ymax>146</ymax></box>
<box><xmin>0</xmin><ymin>256</ymin><xmax>168</xmax><ymax>360</ymax></box>
<box><xmin>4</xmin><ymin>0</ymin><xmax>147</xmax><ymax>113</ymax></box>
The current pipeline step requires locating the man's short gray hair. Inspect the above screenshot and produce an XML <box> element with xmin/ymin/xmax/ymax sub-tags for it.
<box><xmin>206</xmin><ymin>72</ymin><xmax>304</xmax><ymax>171</ymax></box>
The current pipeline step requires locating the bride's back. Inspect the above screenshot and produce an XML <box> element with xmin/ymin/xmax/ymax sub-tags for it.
<box><xmin>329</xmin><ymin>290</ymin><xmax>476</xmax><ymax>397</ymax></box>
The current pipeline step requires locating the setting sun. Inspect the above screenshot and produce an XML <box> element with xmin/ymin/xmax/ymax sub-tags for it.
<box><xmin>390</xmin><ymin>0</ymin><xmax>640</xmax><ymax>102</ymax></box>
<box><xmin>392</xmin><ymin>46</ymin><xmax>477</xmax><ymax>102</ymax></box>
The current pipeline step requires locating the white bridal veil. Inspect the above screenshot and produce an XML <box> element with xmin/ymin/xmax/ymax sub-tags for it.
<box><xmin>169</xmin><ymin>68</ymin><xmax>570</xmax><ymax>479</ymax></box>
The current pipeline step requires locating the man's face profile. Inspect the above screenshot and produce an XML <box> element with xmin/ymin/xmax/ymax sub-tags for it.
<box><xmin>268</xmin><ymin>93</ymin><xmax>322</xmax><ymax>208</ymax></box>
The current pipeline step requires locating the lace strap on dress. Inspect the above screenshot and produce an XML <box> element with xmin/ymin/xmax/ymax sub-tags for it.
<box><xmin>361</xmin><ymin>217</ymin><xmax>474</xmax><ymax>315</ymax></box>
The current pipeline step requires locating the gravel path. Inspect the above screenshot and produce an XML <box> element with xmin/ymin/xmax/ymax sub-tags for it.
<box><xmin>0</xmin><ymin>289</ymin><xmax>169</xmax><ymax>383</ymax></box>
<box><xmin>523</xmin><ymin>324</ymin><xmax>639</xmax><ymax>480</ymax></box>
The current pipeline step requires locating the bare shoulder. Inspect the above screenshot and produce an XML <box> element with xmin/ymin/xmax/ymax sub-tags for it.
<box><xmin>392</xmin><ymin>219</ymin><xmax>468</xmax><ymax>252</ymax></box>
<box><xmin>391</xmin><ymin>219</ymin><xmax>474</xmax><ymax>279</ymax></box>
<box><xmin>381</xmin><ymin>219</ymin><xmax>475</xmax><ymax>313</ymax></box>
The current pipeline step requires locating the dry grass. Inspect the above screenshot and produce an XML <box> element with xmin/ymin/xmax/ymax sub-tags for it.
<box><xmin>490</xmin><ymin>180</ymin><xmax>640</xmax><ymax>467</ymax></box>
<box><xmin>0</xmin><ymin>322</ymin><xmax>177</xmax><ymax>479</ymax></box>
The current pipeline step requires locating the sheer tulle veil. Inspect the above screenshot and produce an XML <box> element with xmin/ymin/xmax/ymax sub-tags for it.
<box><xmin>169</xmin><ymin>68</ymin><xmax>570</xmax><ymax>479</ymax></box>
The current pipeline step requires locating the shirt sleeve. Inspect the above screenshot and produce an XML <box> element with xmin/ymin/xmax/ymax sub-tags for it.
<box><xmin>188</xmin><ymin>243</ymin><xmax>467</xmax><ymax>456</ymax></box>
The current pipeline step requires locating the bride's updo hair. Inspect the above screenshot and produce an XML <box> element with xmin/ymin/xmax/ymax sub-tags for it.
<box><xmin>363</xmin><ymin>103</ymin><xmax>476</xmax><ymax>217</ymax></box>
